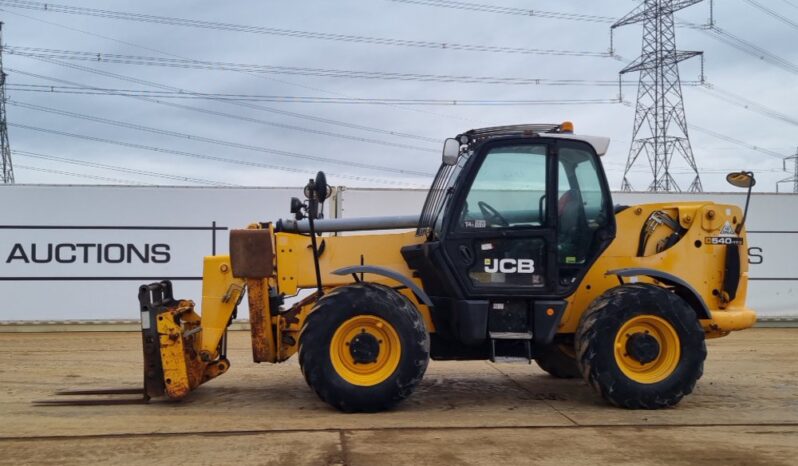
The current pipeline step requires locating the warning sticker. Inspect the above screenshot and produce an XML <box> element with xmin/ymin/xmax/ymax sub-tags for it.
<box><xmin>720</xmin><ymin>221</ymin><xmax>735</xmax><ymax>236</ymax></box>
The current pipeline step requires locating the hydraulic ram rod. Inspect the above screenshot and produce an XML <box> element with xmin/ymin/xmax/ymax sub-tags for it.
<box><xmin>277</xmin><ymin>215</ymin><xmax>419</xmax><ymax>233</ymax></box>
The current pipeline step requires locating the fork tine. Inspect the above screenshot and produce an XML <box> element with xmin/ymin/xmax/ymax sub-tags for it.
<box><xmin>55</xmin><ymin>388</ymin><xmax>144</xmax><ymax>396</ymax></box>
<box><xmin>33</xmin><ymin>397</ymin><xmax>149</xmax><ymax>407</ymax></box>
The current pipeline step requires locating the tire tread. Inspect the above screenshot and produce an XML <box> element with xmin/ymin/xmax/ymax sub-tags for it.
<box><xmin>575</xmin><ymin>283</ymin><xmax>706</xmax><ymax>409</ymax></box>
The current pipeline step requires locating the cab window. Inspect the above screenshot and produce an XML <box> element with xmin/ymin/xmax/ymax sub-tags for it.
<box><xmin>458</xmin><ymin>144</ymin><xmax>547</xmax><ymax>230</ymax></box>
<box><xmin>557</xmin><ymin>146</ymin><xmax>609</xmax><ymax>265</ymax></box>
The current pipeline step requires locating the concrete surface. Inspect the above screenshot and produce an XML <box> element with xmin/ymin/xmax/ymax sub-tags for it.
<box><xmin>2</xmin><ymin>317</ymin><xmax>796</xmax><ymax>333</ymax></box>
<box><xmin>1</xmin><ymin>328</ymin><xmax>796</xmax><ymax>465</ymax></box>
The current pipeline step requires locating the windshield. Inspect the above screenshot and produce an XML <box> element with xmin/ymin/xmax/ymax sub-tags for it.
<box><xmin>416</xmin><ymin>150</ymin><xmax>471</xmax><ymax>237</ymax></box>
<box><xmin>458</xmin><ymin>144</ymin><xmax>547</xmax><ymax>230</ymax></box>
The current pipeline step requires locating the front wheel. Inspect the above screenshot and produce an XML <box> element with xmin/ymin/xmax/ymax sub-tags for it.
<box><xmin>299</xmin><ymin>283</ymin><xmax>429</xmax><ymax>412</ymax></box>
<box><xmin>535</xmin><ymin>341</ymin><xmax>580</xmax><ymax>379</ymax></box>
<box><xmin>575</xmin><ymin>283</ymin><xmax>706</xmax><ymax>409</ymax></box>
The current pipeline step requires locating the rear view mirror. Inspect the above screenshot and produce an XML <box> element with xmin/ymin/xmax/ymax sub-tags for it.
<box><xmin>725</xmin><ymin>171</ymin><xmax>755</xmax><ymax>235</ymax></box>
<box><xmin>726</xmin><ymin>171</ymin><xmax>756</xmax><ymax>189</ymax></box>
<box><xmin>303</xmin><ymin>171</ymin><xmax>332</xmax><ymax>201</ymax></box>
<box><xmin>442</xmin><ymin>138</ymin><xmax>460</xmax><ymax>165</ymax></box>
<box><xmin>314</xmin><ymin>171</ymin><xmax>332</xmax><ymax>201</ymax></box>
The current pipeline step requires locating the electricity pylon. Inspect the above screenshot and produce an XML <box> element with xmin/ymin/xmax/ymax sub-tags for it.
<box><xmin>0</xmin><ymin>22</ymin><xmax>13</xmax><ymax>184</ymax></box>
<box><xmin>777</xmin><ymin>148</ymin><xmax>798</xmax><ymax>193</ymax></box>
<box><xmin>613</xmin><ymin>0</ymin><xmax>705</xmax><ymax>192</ymax></box>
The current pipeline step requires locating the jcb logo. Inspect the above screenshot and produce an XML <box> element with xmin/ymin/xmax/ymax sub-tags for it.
<box><xmin>484</xmin><ymin>258</ymin><xmax>535</xmax><ymax>274</ymax></box>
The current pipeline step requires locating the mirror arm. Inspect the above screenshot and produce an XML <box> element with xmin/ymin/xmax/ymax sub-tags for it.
<box><xmin>736</xmin><ymin>171</ymin><xmax>754</xmax><ymax>235</ymax></box>
<box><xmin>303</xmin><ymin>174</ymin><xmax>326</xmax><ymax>297</ymax></box>
<box><xmin>307</xmin><ymin>208</ymin><xmax>325</xmax><ymax>297</ymax></box>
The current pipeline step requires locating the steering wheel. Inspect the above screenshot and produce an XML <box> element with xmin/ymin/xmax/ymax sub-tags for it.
<box><xmin>477</xmin><ymin>201</ymin><xmax>510</xmax><ymax>227</ymax></box>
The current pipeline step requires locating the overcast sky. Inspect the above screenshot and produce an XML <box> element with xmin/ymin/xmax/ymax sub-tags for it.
<box><xmin>2</xmin><ymin>0</ymin><xmax>797</xmax><ymax>192</ymax></box>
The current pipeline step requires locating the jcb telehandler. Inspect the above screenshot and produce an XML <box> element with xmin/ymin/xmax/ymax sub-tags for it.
<box><xmin>50</xmin><ymin>122</ymin><xmax>757</xmax><ymax>411</ymax></box>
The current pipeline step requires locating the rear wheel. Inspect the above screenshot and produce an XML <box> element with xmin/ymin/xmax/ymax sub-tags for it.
<box><xmin>535</xmin><ymin>341</ymin><xmax>580</xmax><ymax>379</ymax></box>
<box><xmin>575</xmin><ymin>283</ymin><xmax>706</xmax><ymax>409</ymax></box>
<box><xmin>299</xmin><ymin>283</ymin><xmax>429</xmax><ymax>412</ymax></box>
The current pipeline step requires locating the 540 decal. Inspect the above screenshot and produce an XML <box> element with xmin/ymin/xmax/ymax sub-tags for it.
<box><xmin>704</xmin><ymin>236</ymin><xmax>744</xmax><ymax>245</ymax></box>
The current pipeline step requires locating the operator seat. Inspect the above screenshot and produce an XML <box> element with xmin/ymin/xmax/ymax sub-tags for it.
<box><xmin>557</xmin><ymin>189</ymin><xmax>588</xmax><ymax>264</ymax></box>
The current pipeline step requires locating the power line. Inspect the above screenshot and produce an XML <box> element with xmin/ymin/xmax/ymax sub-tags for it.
<box><xmin>11</xmin><ymin>73</ymin><xmax>777</xmax><ymax>124</ymax></box>
<box><xmin>13</xmin><ymin>72</ymin><xmax>788</xmax><ymax>185</ymax></box>
<box><xmin>5</xmin><ymin>0</ymin><xmax>791</xmax><ymax>187</ymax></box>
<box><xmin>386</xmin><ymin>0</ymin><xmax>798</xmax><ymax>78</ymax></box>
<box><xmin>8</xmin><ymin>100</ymin><xmax>435</xmax><ymax>177</ymax></box>
<box><xmin>10</xmin><ymin>65</ymin><xmax>441</xmax><ymax>151</ymax></box>
<box><xmin>0</xmin><ymin>6</ymin><xmax>483</xmax><ymax>132</ymax></box>
<box><xmin>0</xmin><ymin>0</ymin><xmax>611</xmax><ymax>57</ymax></box>
<box><xmin>14</xmin><ymin>163</ymin><xmax>149</xmax><ymax>184</ymax></box>
<box><xmin>1</xmin><ymin>6</ymin><xmax>459</xmax><ymax>140</ymax></box>
<box><xmin>393</xmin><ymin>0</ymin><xmax>712</xmax><ymax>34</ymax></box>
<box><xmin>395</xmin><ymin>0</ymin><xmax>798</xmax><ymax>77</ymax></box>
<box><xmin>39</xmin><ymin>60</ymin><xmax>465</xmax><ymax>144</ymax></box>
<box><xmin>701</xmin><ymin>26</ymin><xmax>798</xmax><ymax>75</ymax></box>
<box><xmin>6</xmin><ymin>85</ymin><xmax>623</xmax><ymax>106</ymax></box>
<box><xmin>12</xmin><ymin>149</ymin><xmax>236</xmax><ymax>186</ymax></box>
<box><xmin>31</xmin><ymin>59</ymin><xmax>439</xmax><ymax>143</ymax></box>
<box><xmin>689</xmin><ymin>124</ymin><xmax>786</xmax><ymax>159</ymax></box>
<box><xmin>8</xmin><ymin>122</ymin><xmax>428</xmax><ymax>187</ymax></box>
<box><xmin>5</xmin><ymin>80</ymin><xmax>654</xmax><ymax>94</ymax></box>
<box><xmin>5</xmin><ymin>46</ymin><xmax>617</xmax><ymax>84</ymax></box>
<box><xmin>741</xmin><ymin>0</ymin><xmax>798</xmax><ymax>31</ymax></box>
<box><xmin>637</xmin><ymin>15</ymin><xmax>798</xmax><ymax>75</ymax></box>
<box><xmin>694</xmin><ymin>84</ymin><xmax>798</xmax><ymax>127</ymax></box>
<box><xmin>389</xmin><ymin>0</ymin><xmax>616</xmax><ymax>23</ymax></box>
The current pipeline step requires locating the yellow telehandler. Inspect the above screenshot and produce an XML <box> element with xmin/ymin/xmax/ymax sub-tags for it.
<box><xmin>46</xmin><ymin>122</ymin><xmax>757</xmax><ymax>411</ymax></box>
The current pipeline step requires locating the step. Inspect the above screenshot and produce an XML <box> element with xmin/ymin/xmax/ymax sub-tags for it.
<box><xmin>489</xmin><ymin>334</ymin><xmax>533</xmax><ymax>363</ymax></box>
<box><xmin>489</xmin><ymin>331</ymin><xmax>534</xmax><ymax>340</ymax></box>
<box><xmin>492</xmin><ymin>356</ymin><xmax>533</xmax><ymax>364</ymax></box>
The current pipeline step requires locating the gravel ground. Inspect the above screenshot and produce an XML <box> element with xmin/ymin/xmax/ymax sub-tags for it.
<box><xmin>1</xmin><ymin>328</ymin><xmax>796</xmax><ymax>465</ymax></box>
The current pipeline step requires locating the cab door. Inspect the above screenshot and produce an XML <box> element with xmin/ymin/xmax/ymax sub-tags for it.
<box><xmin>440</xmin><ymin>140</ymin><xmax>558</xmax><ymax>297</ymax></box>
<box><xmin>440</xmin><ymin>138</ymin><xmax>614</xmax><ymax>299</ymax></box>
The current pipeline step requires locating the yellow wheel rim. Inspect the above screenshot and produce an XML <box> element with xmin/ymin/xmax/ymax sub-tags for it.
<box><xmin>614</xmin><ymin>315</ymin><xmax>680</xmax><ymax>384</ymax></box>
<box><xmin>330</xmin><ymin>315</ymin><xmax>401</xmax><ymax>387</ymax></box>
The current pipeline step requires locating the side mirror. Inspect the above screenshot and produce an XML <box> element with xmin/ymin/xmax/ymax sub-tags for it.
<box><xmin>303</xmin><ymin>171</ymin><xmax>332</xmax><ymax>221</ymax></box>
<box><xmin>314</xmin><ymin>171</ymin><xmax>332</xmax><ymax>201</ymax></box>
<box><xmin>442</xmin><ymin>138</ymin><xmax>460</xmax><ymax>165</ymax></box>
<box><xmin>725</xmin><ymin>171</ymin><xmax>755</xmax><ymax>234</ymax></box>
<box><xmin>304</xmin><ymin>171</ymin><xmax>332</xmax><ymax>201</ymax></box>
<box><xmin>726</xmin><ymin>171</ymin><xmax>756</xmax><ymax>189</ymax></box>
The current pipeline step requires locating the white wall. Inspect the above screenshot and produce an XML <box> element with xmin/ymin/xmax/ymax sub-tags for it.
<box><xmin>1</xmin><ymin>184</ymin><xmax>795</xmax><ymax>320</ymax></box>
<box><xmin>0</xmin><ymin>185</ymin><xmax>307</xmax><ymax>320</ymax></box>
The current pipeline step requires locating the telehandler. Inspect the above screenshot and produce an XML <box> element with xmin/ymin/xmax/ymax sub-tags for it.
<box><xmin>48</xmin><ymin>122</ymin><xmax>757</xmax><ymax>411</ymax></box>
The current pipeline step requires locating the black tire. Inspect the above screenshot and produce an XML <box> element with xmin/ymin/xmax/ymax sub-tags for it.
<box><xmin>299</xmin><ymin>283</ymin><xmax>429</xmax><ymax>412</ymax></box>
<box><xmin>575</xmin><ymin>283</ymin><xmax>706</xmax><ymax>409</ymax></box>
<box><xmin>535</xmin><ymin>341</ymin><xmax>580</xmax><ymax>379</ymax></box>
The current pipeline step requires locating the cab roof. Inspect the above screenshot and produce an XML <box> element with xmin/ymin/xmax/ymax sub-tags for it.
<box><xmin>457</xmin><ymin>123</ymin><xmax>611</xmax><ymax>156</ymax></box>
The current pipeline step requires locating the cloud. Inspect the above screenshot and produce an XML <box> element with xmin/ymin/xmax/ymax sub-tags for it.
<box><xmin>3</xmin><ymin>0</ymin><xmax>796</xmax><ymax>192</ymax></box>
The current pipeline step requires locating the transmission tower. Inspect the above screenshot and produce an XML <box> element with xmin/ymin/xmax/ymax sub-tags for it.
<box><xmin>613</xmin><ymin>0</ymin><xmax>704</xmax><ymax>192</ymax></box>
<box><xmin>0</xmin><ymin>22</ymin><xmax>13</xmax><ymax>184</ymax></box>
<box><xmin>777</xmin><ymin>148</ymin><xmax>798</xmax><ymax>193</ymax></box>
